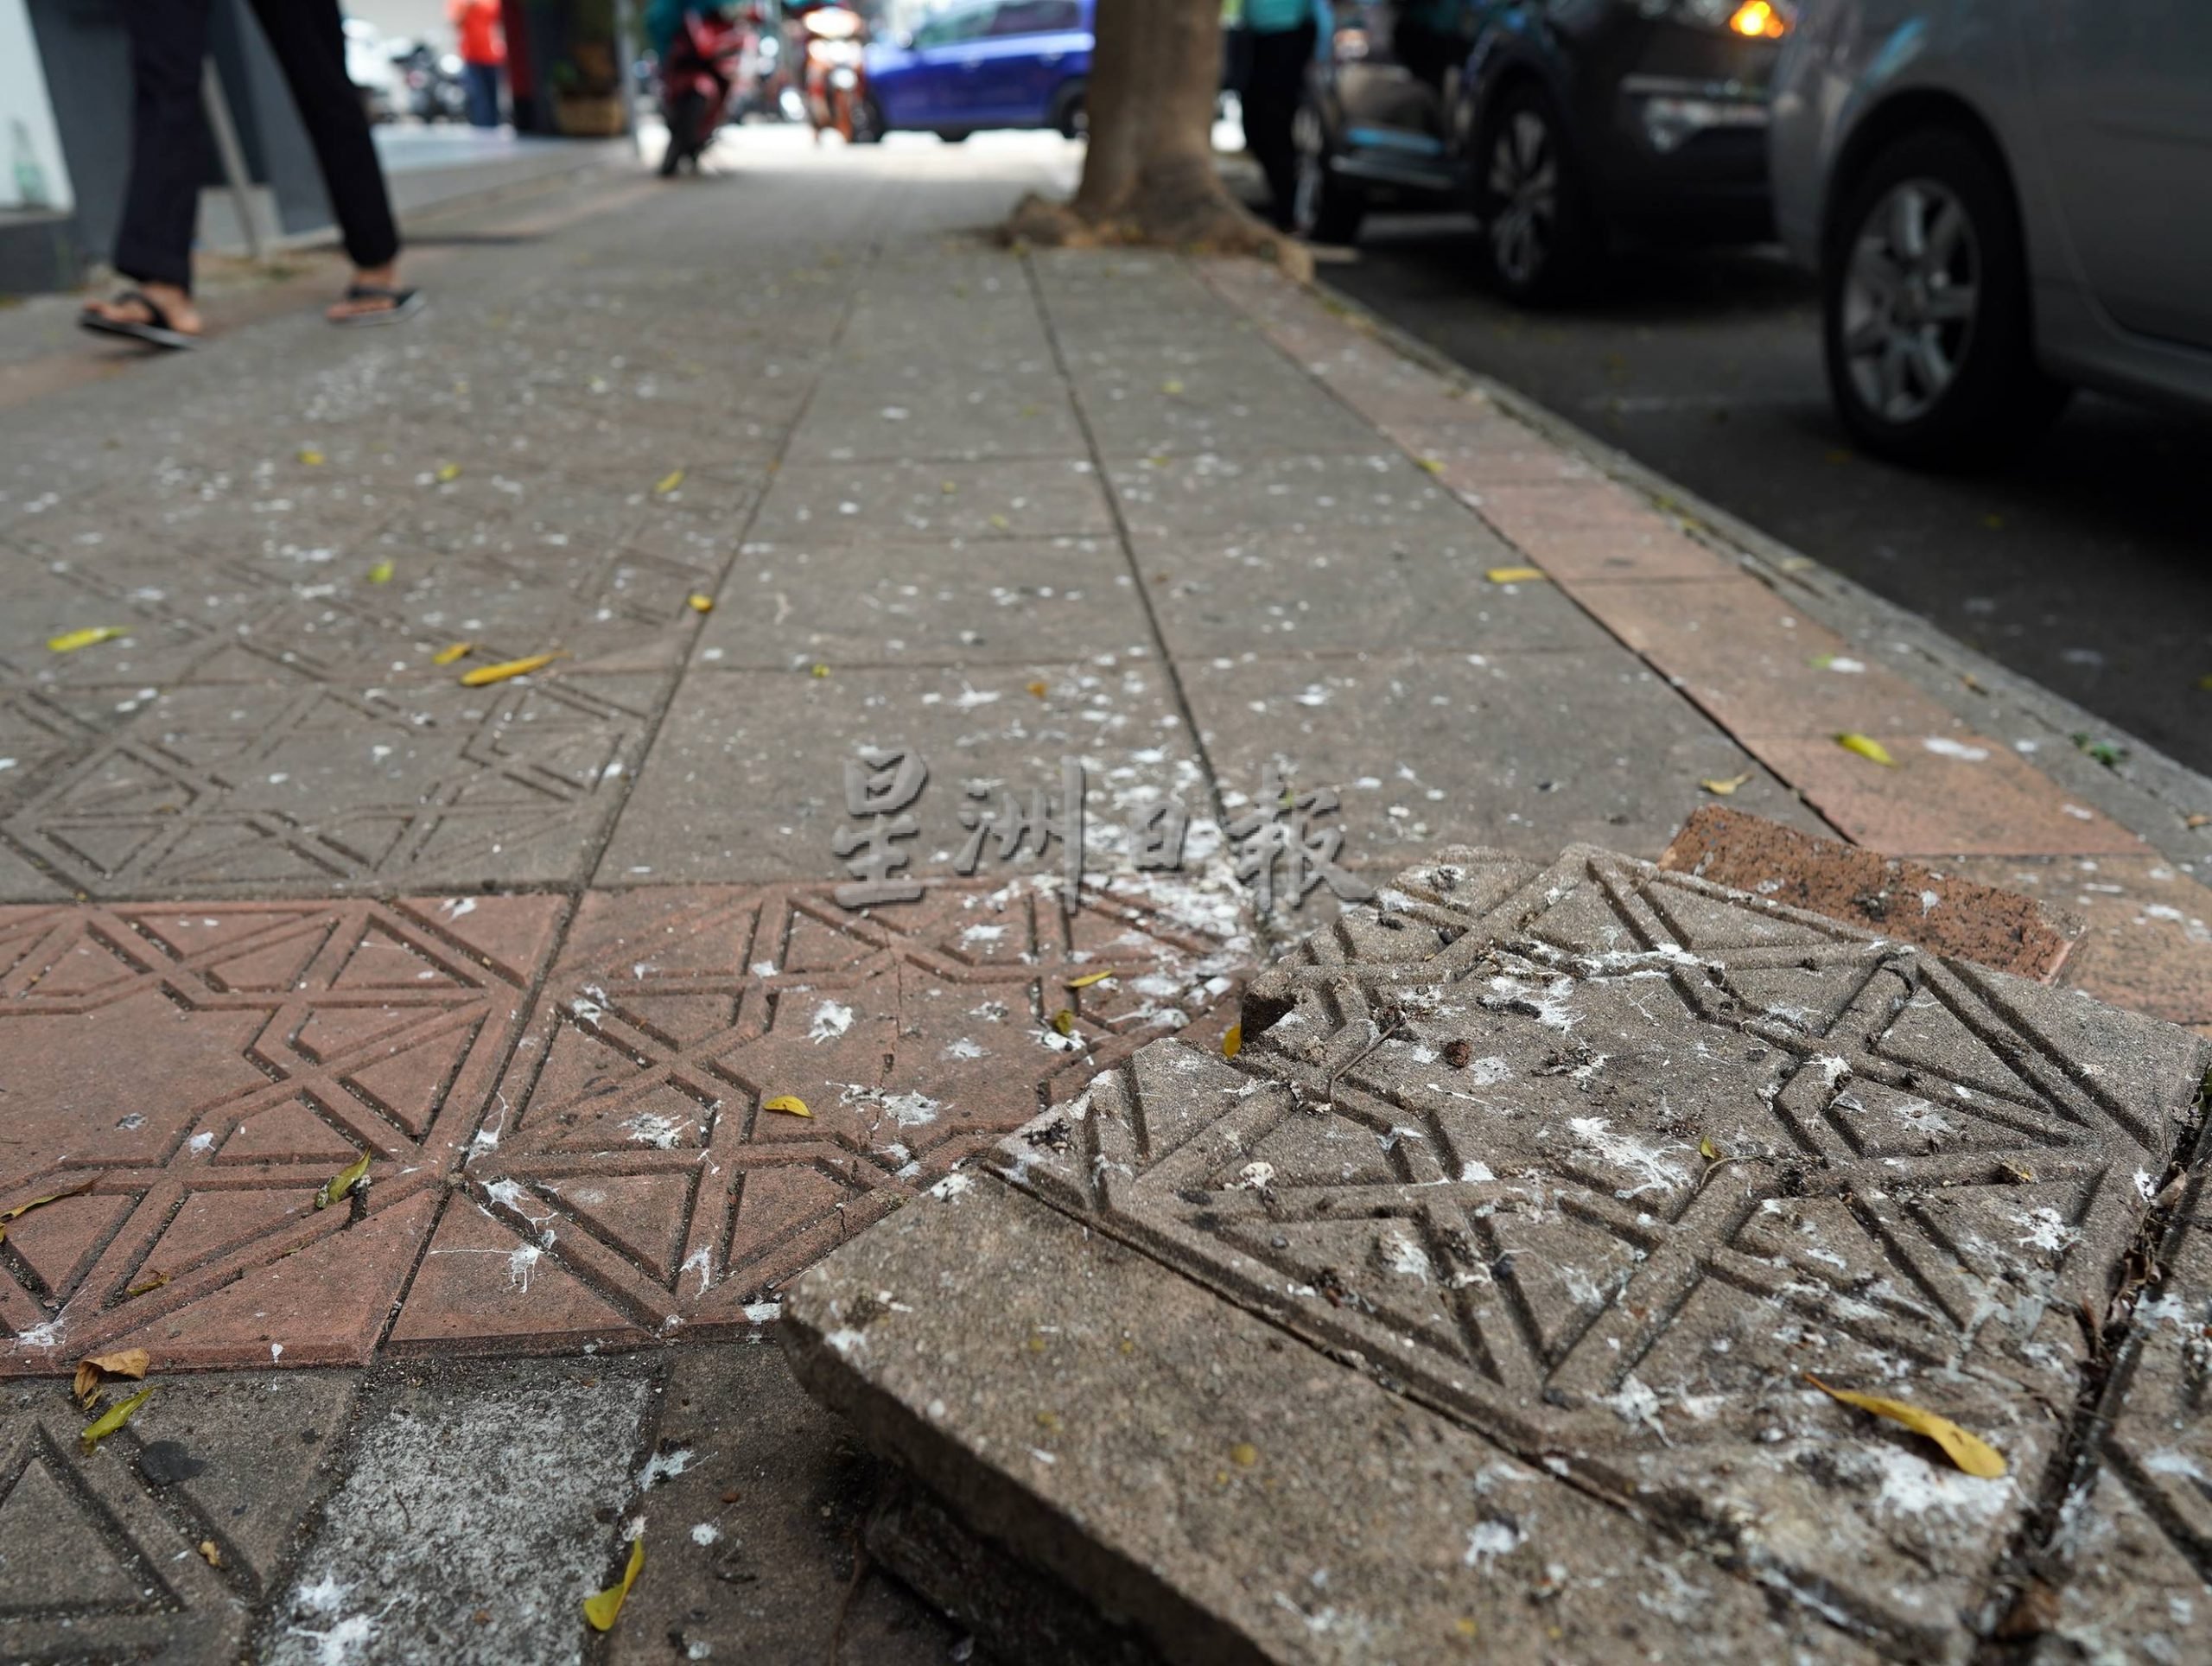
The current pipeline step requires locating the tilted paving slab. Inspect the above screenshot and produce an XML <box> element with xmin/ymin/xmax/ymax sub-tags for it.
<box><xmin>785</xmin><ymin>843</ymin><xmax>2212</xmax><ymax>1662</ymax></box>
<box><xmin>2023</xmin><ymin>1105</ymin><xmax>2212</xmax><ymax>1661</ymax></box>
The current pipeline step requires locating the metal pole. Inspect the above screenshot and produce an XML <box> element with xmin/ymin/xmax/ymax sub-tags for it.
<box><xmin>199</xmin><ymin>57</ymin><xmax>264</xmax><ymax>263</ymax></box>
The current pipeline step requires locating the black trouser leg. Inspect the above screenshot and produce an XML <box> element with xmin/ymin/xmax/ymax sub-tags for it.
<box><xmin>245</xmin><ymin>0</ymin><xmax>402</xmax><ymax>272</ymax></box>
<box><xmin>113</xmin><ymin>0</ymin><xmax>216</xmax><ymax>291</ymax></box>
<box><xmin>1243</xmin><ymin>23</ymin><xmax>1314</xmax><ymax>225</ymax></box>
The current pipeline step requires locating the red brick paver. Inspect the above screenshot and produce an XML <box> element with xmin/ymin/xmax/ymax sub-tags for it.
<box><xmin>0</xmin><ymin>896</ymin><xmax>565</xmax><ymax>1373</ymax></box>
<box><xmin>388</xmin><ymin>878</ymin><xmax>1241</xmax><ymax>1356</ymax></box>
<box><xmin>1658</xmin><ymin>805</ymin><xmax>2083</xmax><ymax>978</ymax></box>
<box><xmin>1947</xmin><ymin>855</ymin><xmax>2212</xmax><ymax>1028</ymax></box>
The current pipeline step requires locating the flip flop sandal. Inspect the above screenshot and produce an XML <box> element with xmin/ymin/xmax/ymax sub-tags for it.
<box><xmin>330</xmin><ymin>283</ymin><xmax>425</xmax><ymax>327</ymax></box>
<box><xmin>77</xmin><ymin>289</ymin><xmax>200</xmax><ymax>352</ymax></box>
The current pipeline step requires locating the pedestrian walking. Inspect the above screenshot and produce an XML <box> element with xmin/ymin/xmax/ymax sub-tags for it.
<box><xmin>450</xmin><ymin>0</ymin><xmax>507</xmax><ymax>129</ymax></box>
<box><xmin>79</xmin><ymin>0</ymin><xmax>418</xmax><ymax>351</ymax></box>
<box><xmin>1240</xmin><ymin>0</ymin><xmax>1324</xmax><ymax>231</ymax></box>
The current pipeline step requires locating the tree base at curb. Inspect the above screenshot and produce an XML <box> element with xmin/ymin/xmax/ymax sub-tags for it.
<box><xmin>1002</xmin><ymin>191</ymin><xmax>1314</xmax><ymax>282</ymax></box>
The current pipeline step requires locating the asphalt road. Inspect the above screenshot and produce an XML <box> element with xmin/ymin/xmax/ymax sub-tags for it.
<box><xmin>1321</xmin><ymin>213</ymin><xmax>2212</xmax><ymax>780</ymax></box>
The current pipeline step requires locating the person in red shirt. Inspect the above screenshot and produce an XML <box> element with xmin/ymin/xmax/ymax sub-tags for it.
<box><xmin>450</xmin><ymin>0</ymin><xmax>506</xmax><ymax>128</ymax></box>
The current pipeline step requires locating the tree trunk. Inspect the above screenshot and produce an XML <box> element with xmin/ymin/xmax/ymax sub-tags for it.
<box><xmin>1006</xmin><ymin>0</ymin><xmax>1308</xmax><ymax>275</ymax></box>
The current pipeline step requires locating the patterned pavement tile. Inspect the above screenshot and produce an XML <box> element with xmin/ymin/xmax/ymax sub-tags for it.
<box><xmin>975</xmin><ymin>844</ymin><xmax>2212</xmax><ymax>1658</ymax></box>
<box><xmin>1</xmin><ymin>673</ymin><xmax>667</xmax><ymax>898</ymax></box>
<box><xmin>0</xmin><ymin>895</ymin><xmax>565</xmax><ymax>1373</ymax></box>
<box><xmin>390</xmin><ymin>878</ymin><xmax>1246</xmax><ymax>1354</ymax></box>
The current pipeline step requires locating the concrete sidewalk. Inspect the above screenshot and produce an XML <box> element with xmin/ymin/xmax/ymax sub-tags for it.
<box><xmin>0</xmin><ymin>127</ymin><xmax>2207</xmax><ymax>1660</ymax></box>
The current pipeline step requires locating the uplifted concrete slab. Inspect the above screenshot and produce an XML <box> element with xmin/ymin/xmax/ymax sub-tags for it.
<box><xmin>786</xmin><ymin>843</ymin><xmax>2212</xmax><ymax>1663</ymax></box>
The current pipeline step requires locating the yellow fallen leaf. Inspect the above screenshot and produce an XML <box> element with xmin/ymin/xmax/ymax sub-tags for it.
<box><xmin>432</xmin><ymin>642</ymin><xmax>474</xmax><ymax>666</ymax></box>
<box><xmin>461</xmin><ymin>652</ymin><xmax>563</xmax><ymax>687</ymax></box>
<box><xmin>366</xmin><ymin>560</ymin><xmax>395</xmax><ymax>584</ymax></box>
<box><xmin>1222</xmin><ymin>1022</ymin><xmax>1243</xmax><ymax>1059</ymax></box>
<box><xmin>124</xmin><ymin>1269</ymin><xmax>170</xmax><ymax>1299</ymax></box>
<box><xmin>1416</xmin><ymin>457</ymin><xmax>1445</xmax><ymax>475</ymax></box>
<box><xmin>47</xmin><ymin>626</ymin><xmax>125</xmax><ymax>653</ymax></box>
<box><xmin>1806</xmin><ymin>1376</ymin><xmax>2005</xmax><ymax>1478</ymax></box>
<box><xmin>687</xmin><ymin>594</ymin><xmax>714</xmax><ymax>614</ymax></box>
<box><xmin>1065</xmin><ymin>969</ymin><xmax>1116</xmax><ymax>989</ymax></box>
<box><xmin>0</xmin><ymin>1176</ymin><xmax>95</xmax><ymax>1245</ymax></box>
<box><xmin>987</xmin><ymin>514</ymin><xmax>1010</xmax><ymax>531</ymax></box>
<box><xmin>315</xmin><ymin>1150</ymin><xmax>371</xmax><ymax>1211</ymax></box>
<box><xmin>298</xmin><ymin>448</ymin><xmax>325</xmax><ymax>466</ymax></box>
<box><xmin>763</xmin><ymin>1095</ymin><xmax>811</xmax><ymax>1118</ymax></box>
<box><xmin>198</xmin><ymin>1539</ymin><xmax>222</xmax><ymax>1567</ymax></box>
<box><xmin>2190</xmin><ymin>813</ymin><xmax>2212</xmax><ymax>830</ymax></box>
<box><xmin>809</xmin><ymin>663</ymin><xmax>830</xmax><ymax>678</ymax></box>
<box><xmin>1834</xmin><ymin>732</ymin><xmax>1896</xmax><ymax>767</ymax></box>
<box><xmin>435</xmin><ymin>462</ymin><xmax>462</xmax><ymax>483</ymax></box>
<box><xmin>654</xmin><ymin>469</ymin><xmax>685</xmax><ymax>494</ymax></box>
<box><xmin>1485</xmin><ymin>566</ymin><xmax>1547</xmax><ymax>585</ymax></box>
<box><xmin>73</xmin><ymin>1348</ymin><xmax>151</xmax><ymax>1404</ymax></box>
<box><xmin>79</xmin><ymin>1385</ymin><xmax>154</xmax><ymax>1454</ymax></box>
<box><xmin>2196</xmin><ymin>674</ymin><xmax>2212</xmax><ymax>692</ymax></box>
<box><xmin>1698</xmin><ymin>1136</ymin><xmax>1721</xmax><ymax>1161</ymax></box>
<box><xmin>1025</xmin><ymin>680</ymin><xmax>1048</xmax><ymax>699</ymax></box>
<box><xmin>1230</xmin><ymin>1441</ymin><xmax>1258</xmax><ymax>1467</ymax></box>
<box><xmin>582</xmin><ymin>1536</ymin><xmax>645</xmax><ymax>1632</ymax></box>
<box><xmin>1700</xmin><ymin>773</ymin><xmax>1753</xmax><ymax>797</ymax></box>
<box><xmin>1050</xmin><ymin>1008</ymin><xmax>1075</xmax><ymax>1036</ymax></box>
<box><xmin>941</xmin><ymin>480</ymin><xmax>957</xmax><ymax>495</ymax></box>
<box><xmin>1160</xmin><ymin>378</ymin><xmax>1185</xmax><ymax>395</ymax></box>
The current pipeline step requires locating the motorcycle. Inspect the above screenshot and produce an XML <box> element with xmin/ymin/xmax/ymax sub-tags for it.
<box><xmin>658</xmin><ymin>8</ymin><xmax>748</xmax><ymax>174</ymax></box>
<box><xmin>390</xmin><ymin>41</ymin><xmax>470</xmax><ymax>124</ymax></box>
<box><xmin>794</xmin><ymin>3</ymin><xmax>879</xmax><ymax>144</ymax></box>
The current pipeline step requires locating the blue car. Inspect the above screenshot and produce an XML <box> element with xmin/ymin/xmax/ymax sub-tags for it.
<box><xmin>866</xmin><ymin>0</ymin><xmax>1092</xmax><ymax>141</ymax></box>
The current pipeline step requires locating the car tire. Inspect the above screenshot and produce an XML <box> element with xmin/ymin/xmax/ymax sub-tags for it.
<box><xmin>1289</xmin><ymin>99</ymin><xmax>1363</xmax><ymax>245</ymax></box>
<box><xmin>853</xmin><ymin>97</ymin><xmax>886</xmax><ymax>143</ymax></box>
<box><xmin>938</xmin><ymin>129</ymin><xmax>972</xmax><ymax>144</ymax></box>
<box><xmin>1052</xmin><ymin>81</ymin><xmax>1087</xmax><ymax>140</ymax></box>
<box><xmin>1473</xmin><ymin>81</ymin><xmax>1599</xmax><ymax>306</ymax></box>
<box><xmin>1822</xmin><ymin>127</ymin><xmax>2069</xmax><ymax>470</ymax></box>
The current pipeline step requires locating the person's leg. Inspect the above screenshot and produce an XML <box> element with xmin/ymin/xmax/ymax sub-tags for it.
<box><xmin>1246</xmin><ymin>28</ymin><xmax>1306</xmax><ymax>224</ymax></box>
<box><xmin>465</xmin><ymin>61</ymin><xmax>499</xmax><ymax>127</ymax></box>
<box><xmin>93</xmin><ymin>0</ymin><xmax>216</xmax><ymax>335</ymax></box>
<box><xmin>245</xmin><ymin>0</ymin><xmax>407</xmax><ymax>317</ymax></box>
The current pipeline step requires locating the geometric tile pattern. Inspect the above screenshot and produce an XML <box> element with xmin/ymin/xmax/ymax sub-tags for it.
<box><xmin>995</xmin><ymin>845</ymin><xmax>2212</xmax><ymax>1659</ymax></box>
<box><xmin>0</xmin><ymin>1368</ymin><xmax>360</xmax><ymax>1662</ymax></box>
<box><xmin>0</xmin><ymin>896</ymin><xmax>565</xmax><ymax>1373</ymax></box>
<box><xmin>1</xmin><ymin>677</ymin><xmax>664</xmax><ymax>897</ymax></box>
<box><xmin>391</xmin><ymin>878</ymin><xmax>1244</xmax><ymax>1355</ymax></box>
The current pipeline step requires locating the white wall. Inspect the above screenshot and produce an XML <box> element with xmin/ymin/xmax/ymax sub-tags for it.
<box><xmin>0</xmin><ymin>0</ymin><xmax>74</xmax><ymax>212</ymax></box>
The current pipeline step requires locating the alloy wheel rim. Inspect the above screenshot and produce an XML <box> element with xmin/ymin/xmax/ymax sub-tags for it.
<box><xmin>1486</xmin><ymin>109</ymin><xmax>1557</xmax><ymax>286</ymax></box>
<box><xmin>1842</xmin><ymin>179</ymin><xmax>1980</xmax><ymax>424</ymax></box>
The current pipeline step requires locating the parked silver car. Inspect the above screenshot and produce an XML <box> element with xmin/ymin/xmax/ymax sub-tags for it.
<box><xmin>1770</xmin><ymin>1</ymin><xmax>2212</xmax><ymax>467</ymax></box>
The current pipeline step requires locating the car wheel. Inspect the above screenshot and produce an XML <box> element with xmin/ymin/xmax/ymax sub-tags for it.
<box><xmin>1290</xmin><ymin>100</ymin><xmax>1363</xmax><ymax>245</ymax></box>
<box><xmin>1474</xmin><ymin>82</ymin><xmax>1599</xmax><ymax>305</ymax></box>
<box><xmin>938</xmin><ymin>129</ymin><xmax>971</xmax><ymax>144</ymax></box>
<box><xmin>1052</xmin><ymin>81</ymin><xmax>1087</xmax><ymax>139</ymax></box>
<box><xmin>1823</xmin><ymin>127</ymin><xmax>2069</xmax><ymax>469</ymax></box>
<box><xmin>852</xmin><ymin>97</ymin><xmax>886</xmax><ymax>143</ymax></box>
